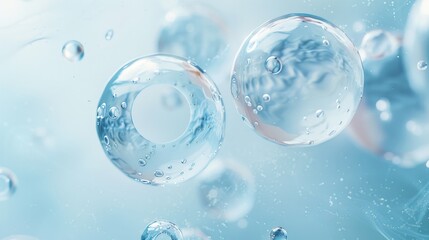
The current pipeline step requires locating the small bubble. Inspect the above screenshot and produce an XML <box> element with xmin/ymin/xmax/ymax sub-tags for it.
<box><xmin>120</xmin><ymin>102</ymin><xmax>127</xmax><ymax>109</ymax></box>
<box><xmin>417</xmin><ymin>60</ymin><xmax>428</xmax><ymax>71</ymax></box>
<box><xmin>108</xmin><ymin>107</ymin><xmax>120</xmax><ymax>119</ymax></box>
<box><xmin>154</xmin><ymin>170</ymin><xmax>164</xmax><ymax>177</ymax></box>
<box><xmin>244</xmin><ymin>96</ymin><xmax>252</xmax><ymax>107</ymax></box>
<box><xmin>323</xmin><ymin>39</ymin><xmax>330</xmax><ymax>46</ymax></box>
<box><xmin>62</xmin><ymin>40</ymin><xmax>84</xmax><ymax>62</ymax></box>
<box><xmin>256</xmin><ymin>105</ymin><xmax>263</xmax><ymax>111</ymax></box>
<box><xmin>105</xmin><ymin>29</ymin><xmax>114</xmax><ymax>41</ymax></box>
<box><xmin>265</xmin><ymin>56</ymin><xmax>283</xmax><ymax>74</ymax></box>
<box><xmin>316</xmin><ymin>109</ymin><xmax>325</xmax><ymax>118</ymax></box>
<box><xmin>253</xmin><ymin>109</ymin><xmax>258</xmax><ymax>114</ymax></box>
<box><xmin>181</xmin><ymin>159</ymin><xmax>187</xmax><ymax>164</ymax></box>
<box><xmin>0</xmin><ymin>168</ymin><xmax>18</xmax><ymax>201</ymax></box>
<box><xmin>262</xmin><ymin>94</ymin><xmax>271</xmax><ymax>102</ymax></box>
<box><xmin>104</xmin><ymin>136</ymin><xmax>109</xmax><ymax>145</ymax></box>
<box><xmin>168</xmin><ymin>165</ymin><xmax>173</xmax><ymax>169</ymax></box>
<box><xmin>138</xmin><ymin>159</ymin><xmax>147</xmax><ymax>166</ymax></box>
<box><xmin>270</xmin><ymin>226</ymin><xmax>288</xmax><ymax>240</ymax></box>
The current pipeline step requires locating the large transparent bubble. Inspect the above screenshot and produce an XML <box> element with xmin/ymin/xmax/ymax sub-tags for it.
<box><xmin>231</xmin><ymin>13</ymin><xmax>363</xmax><ymax>146</ymax></box>
<box><xmin>158</xmin><ymin>4</ymin><xmax>228</xmax><ymax>70</ymax></box>
<box><xmin>96</xmin><ymin>55</ymin><xmax>225</xmax><ymax>185</ymax></box>
<box><xmin>349</xmin><ymin>33</ymin><xmax>429</xmax><ymax>168</ymax></box>
<box><xmin>404</xmin><ymin>0</ymin><xmax>429</xmax><ymax>106</ymax></box>
<box><xmin>197</xmin><ymin>159</ymin><xmax>255</xmax><ymax>222</ymax></box>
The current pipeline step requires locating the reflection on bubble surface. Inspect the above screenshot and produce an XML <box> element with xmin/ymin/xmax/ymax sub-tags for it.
<box><xmin>141</xmin><ymin>220</ymin><xmax>183</xmax><ymax>240</ymax></box>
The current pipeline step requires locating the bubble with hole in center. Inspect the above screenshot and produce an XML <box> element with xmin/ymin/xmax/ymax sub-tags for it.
<box><xmin>96</xmin><ymin>54</ymin><xmax>225</xmax><ymax>185</ymax></box>
<box><xmin>231</xmin><ymin>13</ymin><xmax>363</xmax><ymax>146</ymax></box>
<box><xmin>141</xmin><ymin>220</ymin><xmax>183</xmax><ymax>240</ymax></box>
<box><xmin>0</xmin><ymin>167</ymin><xmax>18</xmax><ymax>201</ymax></box>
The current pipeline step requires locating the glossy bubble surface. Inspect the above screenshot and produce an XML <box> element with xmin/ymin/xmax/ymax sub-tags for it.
<box><xmin>158</xmin><ymin>5</ymin><xmax>227</xmax><ymax>70</ymax></box>
<box><xmin>0</xmin><ymin>167</ymin><xmax>18</xmax><ymax>201</ymax></box>
<box><xmin>181</xmin><ymin>228</ymin><xmax>210</xmax><ymax>240</ymax></box>
<box><xmin>197</xmin><ymin>159</ymin><xmax>255</xmax><ymax>222</ymax></box>
<box><xmin>96</xmin><ymin>55</ymin><xmax>225</xmax><ymax>185</ymax></box>
<box><xmin>270</xmin><ymin>227</ymin><xmax>288</xmax><ymax>240</ymax></box>
<box><xmin>404</xmin><ymin>0</ymin><xmax>429</xmax><ymax>105</ymax></box>
<box><xmin>141</xmin><ymin>220</ymin><xmax>183</xmax><ymax>240</ymax></box>
<box><xmin>349</xmin><ymin>34</ymin><xmax>429</xmax><ymax>168</ymax></box>
<box><xmin>62</xmin><ymin>40</ymin><xmax>84</xmax><ymax>62</ymax></box>
<box><xmin>231</xmin><ymin>13</ymin><xmax>363</xmax><ymax>146</ymax></box>
<box><xmin>360</xmin><ymin>30</ymin><xmax>399</xmax><ymax>60</ymax></box>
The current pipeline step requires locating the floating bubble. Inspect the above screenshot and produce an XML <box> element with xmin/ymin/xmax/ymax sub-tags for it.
<box><xmin>62</xmin><ymin>40</ymin><xmax>84</xmax><ymax>62</ymax></box>
<box><xmin>231</xmin><ymin>13</ymin><xmax>363</xmax><ymax>146</ymax></box>
<box><xmin>105</xmin><ymin>29</ymin><xmax>114</xmax><ymax>41</ymax></box>
<box><xmin>360</xmin><ymin>30</ymin><xmax>399</xmax><ymax>60</ymax></box>
<box><xmin>349</xmin><ymin>33</ymin><xmax>429</xmax><ymax>168</ymax></box>
<box><xmin>181</xmin><ymin>228</ymin><xmax>210</xmax><ymax>240</ymax></box>
<box><xmin>0</xmin><ymin>167</ymin><xmax>18</xmax><ymax>201</ymax></box>
<box><xmin>96</xmin><ymin>54</ymin><xmax>225</xmax><ymax>185</ymax></box>
<box><xmin>1</xmin><ymin>235</ymin><xmax>38</xmax><ymax>240</ymax></box>
<box><xmin>197</xmin><ymin>159</ymin><xmax>255</xmax><ymax>222</ymax></box>
<box><xmin>141</xmin><ymin>220</ymin><xmax>183</xmax><ymax>240</ymax></box>
<box><xmin>158</xmin><ymin>4</ymin><xmax>227</xmax><ymax>70</ymax></box>
<box><xmin>270</xmin><ymin>227</ymin><xmax>288</xmax><ymax>240</ymax></box>
<box><xmin>404</xmin><ymin>0</ymin><xmax>429</xmax><ymax>105</ymax></box>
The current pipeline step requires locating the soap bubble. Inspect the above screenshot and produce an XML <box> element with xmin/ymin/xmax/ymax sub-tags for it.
<box><xmin>270</xmin><ymin>227</ymin><xmax>288</xmax><ymax>240</ymax></box>
<box><xmin>360</xmin><ymin>30</ymin><xmax>399</xmax><ymax>60</ymax></box>
<box><xmin>231</xmin><ymin>13</ymin><xmax>363</xmax><ymax>146</ymax></box>
<box><xmin>1</xmin><ymin>236</ymin><xmax>38</xmax><ymax>240</ymax></box>
<box><xmin>404</xmin><ymin>0</ymin><xmax>429</xmax><ymax>105</ymax></box>
<box><xmin>62</xmin><ymin>40</ymin><xmax>84</xmax><ymax>62</ymax></box>
<box><xmin>197</xmin><ymin>159</ymin><xmax>255</xmax><ymax>222</ymax></box>
<box><xmin>349</xmin><ymin>33</ymin><xmax>429</xmax><ymax>168</ymax></box>
<box><xmin>0</xmin><ymin>167</ymin><xmax>18</xmax><ymax>201</ymax></box>
<box><xmin>181</xmin><ymin>228</ymin><xmax>210</xmax><ymax>240</ymax></box>
<box><xmin>158</xmin><ymin>4</ymin><xmax>228</xmax><ymax>70</ymax></box>
<box><xmin>141</xmin><ymin>220</ymin><xmax>183</xmax><ymax>240</ymax></box>
<box><xmin>367</xmin><ymin>183</ymin><xmax>429</xmax><ymax>239</ymax></box>
<box><xmin>96</xmin><ymin>54</ymin><xmax>225</xmax><ymax>185</ymax></box>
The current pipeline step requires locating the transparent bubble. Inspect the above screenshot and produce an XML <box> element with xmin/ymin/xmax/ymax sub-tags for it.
<box><xmin>231</xmin><ymin>13</ymin><xmax>363</xmax><ymax>146</ymax></box>
<box><xmin>96</xmin><ymin>54</ymin><xmax>225</xmax><ymax>185</ymax></box>
<box><xmin>404</xmin><ymin>0</ymin><xmax>429</xmax><ymax>105</ymax></box>
<box><xmin>0</xmin><ymin>167</ymin><xmax>18</xmax><ymax>201</ymax></box>
<box><xmin>1</xmin><ymin>235</ymin><xmax>38</xmax><ymax>240</ymax></box>
<box><xmin>62</xmin><ymin>40</ymin><xmax>84</xmax><ymax>62</ymax></box>
<box><xmin>105</xmin><ymin>29</ymin><xmax>114</xmax><ymax>41</ymax></box>
<box><xmin>349</xmin><ymin>36</ymin><xmax>429</xmax><ymax>168</ymax></box>
<box><xmin>141</xmin><ymin>220</ymin><xmax>183</xmax><ymax>240</ymax></box>
<box><xmin>197</xmin><ymin>159</ymin><xmax>255</xmax><ymax>222</ymax></box>
<box><xmin>270</xmin><ymin>227</ymin><xmax>288</xmax><ymax>240</ymax></box>
<box><xmin>181</xmin><ymin>228</ymin><xmax>210</xmax><ymax>240</ymax></box>
<box><xmin>158</xmin><ymin>4</ymin><xmax>228</xmax><ymax>70</ymax></box>
<box><xmin>360</xmin><ymin>30</ymin><xmax>399</xmax><ymax>60</ymax></box>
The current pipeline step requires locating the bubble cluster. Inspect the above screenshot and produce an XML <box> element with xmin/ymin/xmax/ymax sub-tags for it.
<box><xmin>96</xmin><ymin>54</ymin><xmax>225</xmax><ymax>185</ymax></box>
<box><xmin>360</xmin><ymin>30</ymin><xmax>399</xmax><ymax>60</ymax></box>
<box><xmin>231</xmin><ymin>13</ymin><xmax>364</xmax><ymax>146</ymax></box>
<box><xmin>0</xmin><ymin>167</ymin><xmax>18</xmax><ymax>201</ymax></box>
<box><xmin>158</xmin><ymin>4</ymin><xmax>227</xmax><ymax>70</ymax></box>
<box><xmin>404</xmin><ymin>0</ymin><xmax>429</xmax><ymax>105</ymax></box>
<box><xmin>349</xmin><ymin>32</ymin><xmax>429</xmax><ymax>168</ymax></box>
<box><xmin>62</xmin><ymin>40</ymin><xmax>84</xmax><ymax>62</ymax></box>
<box><xmin>270</xmin><ymin>227</ymin><xmax>288</xmax><ymax>240</ymax></box>
<box><xmin>141</xmin><ymin>220</ymin><xmax>183</xmax><ymax>240</ymax></box>
<box><xmin>197</xmin><ymin>159</ymin><xmax>255</xmax><ymax>222</ymax></box>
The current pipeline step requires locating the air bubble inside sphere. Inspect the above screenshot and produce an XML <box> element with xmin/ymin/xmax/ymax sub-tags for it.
<box><xmin>96</xmin><ymin>55</ymin><xmax>225</xmax><ymax>185</ymax></box>
<box><xmin>270</xmin><ymin>227</ymin><xmax>288</xmax><ymax>240</ymax></box>
<box><xmin>197</xmin><ymin>159</ymin><xmax>255</xmax><ymax>222</ymax></box>
<box><xmin>0</xmin><ymin>167</ymin><xmax>18</xmax><ymax>201</ymax></box>
<box><xmin>158</xmin><ymin>5</ymin><xmax>227</xmax><ymax>70</ymax></box>
<box><xmin>404</xmin><ymin>0</ymin><xmax>429</xmax><ymax>105</ymax></box>
<box><xmin>141</xmin><ymin>220</ymin><xmax>183</xmax><ymax>240</ymax></box>
<box><xmin>231</xmin><ymin>13</ymin><xmax>364</xmax><ymax>146</ymax></box>
<box><xmin>62</xmin><ymin>40</ymin><xmax>84</xmax><ymax>62</ymax></box>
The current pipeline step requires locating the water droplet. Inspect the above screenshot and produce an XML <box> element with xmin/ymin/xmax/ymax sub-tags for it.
<box><xmin>417</xmin><ymin>60</ymin><xmax>428</xmax><ymax>71</ymax></box>
<box><xmin>108</xmin><ymin>107</ymin><xmax>120</xmax><ymax>119</ymax></box>
<box><xmin>62</xmin><ymin>40</ymin><xmax>84</xmax><ymax>62</ymax></box>
<box><xmin>121</xmin><ymin>102</ymin><xmax>127</xmax><ymax>109</ymax></box>
<box><xmin>265</xmin><ymin>56</ymin><xmax>283</xmax><ymax>74</ymax></box>
<box><xmin>262</xmin><ymin>94</ymin><xmax>271</xmax><ymax>102</ymax></box>
<box><xmin>316</xmin><ymin>109</ymin><xmax>325</xmax><ymax>118</ymax></box>
<box><xmin>270</xmin><ymin>226</ymin><xmax>288</xmax><ymax>240</ymax></box>
<box><xmin>105</xmin><ymin>29</ymin><xmax>114</xmax><ymax>41</ymax></box>
<box><xmin>154</xmin><ymin>170</ymin><xmax>164</xmax><ymax>177</ymax></box>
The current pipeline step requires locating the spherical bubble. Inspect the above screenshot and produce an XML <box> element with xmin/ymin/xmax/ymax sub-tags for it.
<box><xmin>1</xmin><ymin>236</ymin><xmax>38</xmax><ymax>240</ymax></box>
<box><xmin>231</xmin><ymin>13</ymin><xmax>363</xmax><ymax>146</ymax></box>
<box><xmin>62</xmin><ymin>40</ymin><xmax>84</xmax><ymax>62</ymax></box>
<box><xmin>105</xmin><ymin>29</ymin><xmax>114</xmax><ymax>41</ymax></box>
<box><xmin>197</xmin><ymin>159</ymin><xmax>255</xmax><ymax>222</ymax></box>
<box><xmin>96</xmin><ymin>54</ymin><xmax>225</xmax><ymax>185</ymax></box>
<box><xmin>181</xmin><ymin>228</ymin><xmax>210</xmax><ymax>240</ymax></box>
<box><xmin>349</xmin><ymin>34</ymin><xmax>429</xmax><ymax>168</ymax></box>
<box><xmin>141</xmin><ymin>220</ymin><xmax>183</xmax><ymax>240</ymax></box>
<box><xmin>404</xmin><ymin>0</ymin><xmax>429</xmax><ymax>105</ymax></box>
<box><xmin>158</xmin><ymin>4</ymin><xmax>228</xmax><ymax>70</ymax></box>
<box><xmin>360</xmin><ymin>30</ymin><xmax>399</xmax><ymax>60</ymax></box>
<box><xmin>270</xmin><ymin>227</ymin><xmax>288</xmax><ymax>240</ymax></box>
<box><xmin>0</xmin><ymin>167</ymin><xmax>18</xmax><ymax>201</ymax></box>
